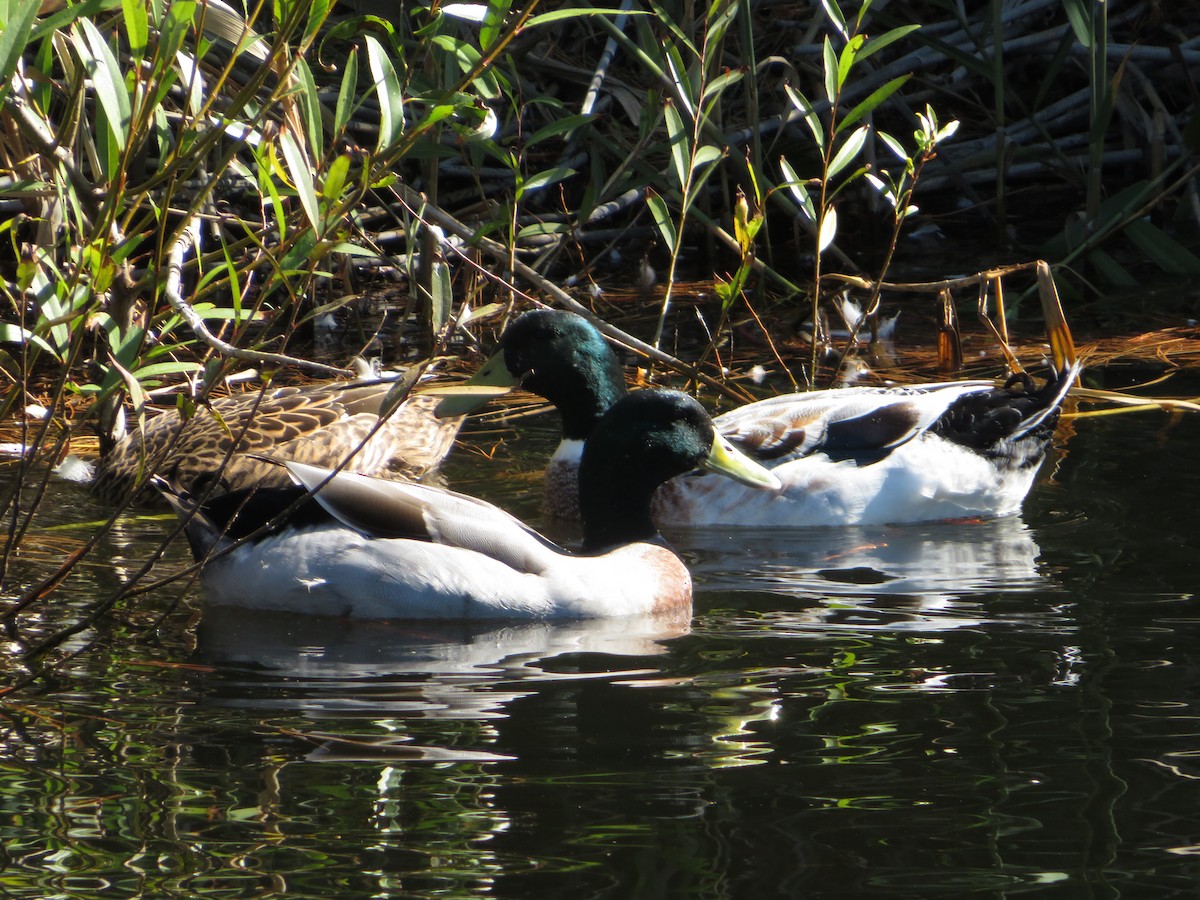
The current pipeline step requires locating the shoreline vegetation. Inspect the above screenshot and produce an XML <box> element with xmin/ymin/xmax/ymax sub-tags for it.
<box><xmin>0</xmin><ymin>0</ymin><xmax>1198</xmax><ymax>689</ymax></box>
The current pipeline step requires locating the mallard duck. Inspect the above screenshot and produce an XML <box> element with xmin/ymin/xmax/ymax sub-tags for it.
<box><xmin>438</xmin><ymin>309</ymin><xmax>1079</xmax><ymax>527</ymax></box>
<box><xmin>160</xmin><ymin>388</ymin><xmax>782</xmax><ymax>619</ymax></box>
<box><xmin>91</xmin><ymin>379</ymin><xmax>465</xmax><ymax>505</ymax></box>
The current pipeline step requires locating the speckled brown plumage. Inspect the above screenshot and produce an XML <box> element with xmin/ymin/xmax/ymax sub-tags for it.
<box><xmin>91</xmin><ymin>383</ymin><xmax>464</xmax><ymax>505</ymax></box>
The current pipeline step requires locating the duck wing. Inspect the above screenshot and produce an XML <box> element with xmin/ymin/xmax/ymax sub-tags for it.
<box><xmin>716</xmin><ymin>381</ymin><xmax>995</xmax><ymax>465</ymax></box>
<box><xmin>283</xmin><ymin>461</ymin><xmax>563</xmax><ymax>576</ymax></box>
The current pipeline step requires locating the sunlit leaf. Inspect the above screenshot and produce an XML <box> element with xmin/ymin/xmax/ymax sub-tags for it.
<box><xmin>174</xmin><ymin>50</ymin><xmax>204</xmax><ymax>115</ymax></box>
<box><xmin>819</xmin><ymin>0</ymin><xmax>847</xmax><ymax>39</ymax></box>
<box><xmin>856</xmin><ymin>24</ymin><xmax>920</xmax><ymax>62</ymax></box>
<box><xmin>0</xmin><ymin>324</ymin><xmax>57</xmax><ymax>358</ymax></box>
<box><xmin>837</xmin><ymin>34</ymin><xmax>865</xmax><ymax>92</ymax></box>
<box><xmin>121</xmin><ymin>0</ymin><xmax>149</xmax><ymax>60</ymax></box>
<box><xmin>877</xmin><ymin>130</ymin><xmax>907</xmax><ymax>161</ymax></box>
<box><xmin>663</xmin><ymin>100</ymin><xmax>689</xmax><ymax>189</ymax></box>
<box><xmin>303</xmin><ymin>0</ymin><xmax>330</xmax><ymax>45</ymax></box>
<box><xmin>517</xmin><ymin>166</ymin><xmax>576</xmax><ymax>199</ymax></box>
<box><xmin>429</xmin><ymin>260</ymin><xmax>452</xmax><ymax>334</ymax></box>
<box><xmin>516</xmin><ymin>222</ymin><xmax>569</xmax><ymax>240</ymax></box>
<box><xmin>322</xmin><ymin>153</ymin><xmax>351</xmax><ymax>205</ymax></box>
<box><xmin>784</xmin><ymin>84</ymin><xmax>824</xmax><ymax>148</ymax></box>
<box><xmin>645</xmin><ymin>189</ymin><xmax>678</xmax><ymax>252</ymax></box>
<box><xmin>701</xmin><ymin>67</ymin><xmax>745</xmax><ymax>105</ymax></box>
<box><xmin>279</xmin><ymin>128</ymin><xmax>321</xmax><ymax>233</ymax></box>
<box><xmin>822</xmin><ymin>36</ymin><xmax>838</xmax><ymax>103</ymax></box>
<box><xmin>838</xmin><ymin>74</ymin><xmax>910</xmax><ymax>134</ymax></box>
<box><xmin>664</xmin><ymin>42</ymin><xmax>695</xmax><ymax>119</ymax></box>
<box><xmin>76</xmin><ymin>18</ymin><xmax>131</xmax><ymax>151</ymax></box>
<box><xmin>442</xmin><ymin>3</ymin><xmax>488</xmax><ymax>21</ymax></box>
<box><xmin>779</xmin><ymin>156</ymin><xmax>815</xmax><ymax>222</ymax></box>
<box><xmin>936</xmin><ymin>119</ymin><xmax>960</xmax><ymax>143</ymax></box>
<box><xmin>827</xmin><ymin>125</ymin><xmax>869</xmax><ymax>179</ymax></box>
<box><xmin>334</xmin><ymin>47</ymin><xmax>359</xmax><ymax>138</ymax></box>
<box><xmin>480</xmin><ymin>0</ymin><xmax>511</xmax><ymax>50</ymax></box>
<box><xmin>691</xmin><ymin>144</ymin><xmax>723</xmax><ymax>171</ymax></box>
<box><xmin>0</xmin><ymin>0</ymin><xmax>38</xmax><ymax>103</ymax></box>
<box><xmin>818</xmin><ymin>206</ymin><xmax>837</xmax><ymax>254</ymax></box>
<box><xmin>294</xmin><ymin>57</ymin><xmax>323</xmax><ymax>160</ymax></box>
<box><xmin>365</xmin><ymin>34</ymin><xmax>405</xmax><ymax>150</ymax></box>
<box><xmin>524</xmin><ymin>6</ymin><xmax>652</xmax><ymax>27</ymax></box>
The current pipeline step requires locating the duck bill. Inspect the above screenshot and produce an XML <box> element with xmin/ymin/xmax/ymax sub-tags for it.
<box><xmin>704</xmin><ymin>431</ymin><xmax>782</xmax><ymax>491</ymax></box>
<box><xmin>433</xmin><ymin>349</ymin><xmax>519</xmax><ymax>418</ymax></box>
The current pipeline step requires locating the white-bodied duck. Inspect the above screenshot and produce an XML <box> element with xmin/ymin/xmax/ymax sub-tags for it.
<box><xmin>438</xmin><ymin>309</ymin><xmax>1078</xmax><ymax>527</ymax></box>
<box><xmin>161</xmin><ymin>388</ymin><xmax>781</xmax><ymax>619</ymax></box>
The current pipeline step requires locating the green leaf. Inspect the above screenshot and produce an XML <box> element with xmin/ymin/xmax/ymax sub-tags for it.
<box><xmin>822</xmin><ymin>35</ymin><xmax>838</xmax><ymax>104</ymax></box>
<box><xmin>784</xmin><ymin>84</ymin><xmax>824</xmax><ymax>148</ymax></box>
<box><xmin>1125</xmin><ymin>219</ymin><xmax>1200</xmax><ymax>276</ymax></box>
<box><xmin>1085</xmin><ymin>247</ymin><xmax>1138</xmax><ymax>287</ymax></box>
<box><xmin>517</xmin><ymin>166</ymin><xmax>576</xmax><ymax>199</ymax></box>
<box><xmin>524</xmin><ymin>7</ymin><xmax>651</xmax><ymax>28</ymax></box>
<box><xmin>526</xmin><ymin>114</ymin><xmax>595</xmax><ymax>147</ymax></box>
<box><xmin>294</xmin><ymin>57</ymin><xmax>323</xmax><ymax>161</ymax></box>
<box><xmin>0</xmin><ymin>323</ymin><xmax>58</xmax><ymax>358</ymax></box>
<box><xmin>322</xmin><ymin>153</ymin><xmax>351</xmax><ymax>205</ymax></box>
<box><xmin>837</xmin><ymin>34</ymin><xmax>864</xmax><ymax>92</ymax></box>
<box><xmin>827</xmin><ymin>124</ymin><xmax>868</xmax><ymax>179</ymax></box>
<box><xmin>779</xmin><ymin>156</ymin><xmax>815</xmax><ymax>222</ymax></box>
<box><xmin>645</xmin><ymin>189</ymin><xmax>677</xmax><ymax>252</ymax></box>
<box><xmin>121</xmin><ymin>0</ymin><xmax>149</xmax><ymax>60</ymax></box>
<box><xmin>431</xmin><ymin>34</ymin><xmax>499</xmax><ymax>99</ymax></box>
<box><xmin>856</xmin><ymin>24</ymin><xmax>920</xmax><ymax>62</ymax></box>
<box><xmin>701</xmin><ymin>67</ymin><xmax>745</xmax><ymax>107</ymax></box>
<box><xmin>838</xmin><ymin>73</ymin><xmax>910</xmax><ymax>134</ymax></box>
<box><xmin>303</xmin><ymin>0</ymin><xmax>330</xmax><ymax>46</ymax></box>
<box><xmin>691</xmin><ymin>144</ymin><xmax>723</xmax><ymax>171</ymax></box>
<box><xmin>130</xmin><ymin>361</ymin><xmax>204</xmax><ymax>380</ymax></box>
<box><xmin>877</xmin><ymin>130</ymin><xmax>907</xmax><ymax>161</ymax></box>
<box><xmin>365</xmin><ymin>34</ymin><xmax>405</xmax><ymax>150</ymax></box>
<box><xmin>516</xmin><ymin>222</ymin><xmax>569</xmax><ymax>240</ymax></box>
<box><xmin>1062</xmin><ymin>0</ymin><xmax>1094</xmax><ymax>48</ymax></box>
<box><xmin>819</xmin><ymin>0</ymin><xmax>847</xmax><ymax>39</ymax></box>
<box><xmin>663</xmin><ymin>100</ymin><xmax>689</xmax><ymax>189</ymax></box>
<box><xmin>334</xmin><ymin>46</ymin><xmax>359</xmax><ymax>138</ymax></box>
<box><xmin>818</xmin><ymin>206</ymin><xmax>837</xmax><ymax>254</ymax></box>
<box><xmin>429</xmin><ymin>260</ymin><xmax>452</xmax><ymax>335</ymax></box>
<box><xmin>0</xmin><ymin>0</ymin><xmax>38</xmax><ymax>104</ymax></box>
<box><xmin>279</xmin><ymin>128</ymin><xmax>321</xmax><ymax>233</ymax></box>
<box><xmin>480</xmin><ymin>0</ymin><xmax>512</xmax><ymax>51</ymax></box>
<box><xmin>664</xmin><ymin>42</ymin><xmax>695</xmax><ymax>118</ymax></box>
<box><xmin>76</xmin><ymin>18</ymin><xmax>131</xmax><ymax>151</ymax></box>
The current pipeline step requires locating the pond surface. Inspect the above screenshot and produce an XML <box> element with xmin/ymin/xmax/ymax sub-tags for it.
<box><xmin>1</xmin><ymin>384</ymin><xmax>1198</xmax><ymax>898</ymax></box>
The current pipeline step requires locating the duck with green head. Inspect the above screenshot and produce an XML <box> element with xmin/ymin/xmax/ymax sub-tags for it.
<box><xmin>160</xmin><ymin>388</ymin><xmax>781</xmax><ymax>619</ymax></box>
<box><xmin>438</xmin><ymin>309</ymin><xmax>1078</xmax><ymax>527</ymax></box>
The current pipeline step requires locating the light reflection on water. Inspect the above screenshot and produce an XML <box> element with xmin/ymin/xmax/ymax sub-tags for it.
<box><xmin>0</xmin><ymin>400</ymin><xmax>1199</xmax><ymax>896</ymax></box>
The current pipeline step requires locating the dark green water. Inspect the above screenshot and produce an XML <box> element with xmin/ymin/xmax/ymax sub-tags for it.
<box><xmin>1</xmin><ymin>397</ymin><xmax>1197</xmax><ymax>898</ymax></box>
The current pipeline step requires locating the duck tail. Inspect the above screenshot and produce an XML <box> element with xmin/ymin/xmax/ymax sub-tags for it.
<box><xmin>152</xmin><ymin>475</ymin><xmax>230</xmax><ymax>562</ymax></box>
<box><xmin>1009</xmin><ymin>359</ymin><xmax>1081</xmax><ymax>441</ymax></box>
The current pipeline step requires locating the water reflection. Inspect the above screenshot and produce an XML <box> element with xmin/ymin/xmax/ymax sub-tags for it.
<box><xmin>677</xmin><ymin>515</ymin><xmax>1045</xmax><ymax>598</ymax></box>
<box><xmin>193</xmin><ymin>609</ymin><xmax>688</xmax><ymax>736</ymax></box>
<box><xmin>676</xmin><ymin>515</ymin><xmax>1053</xmax><ymax>638</ymax></box>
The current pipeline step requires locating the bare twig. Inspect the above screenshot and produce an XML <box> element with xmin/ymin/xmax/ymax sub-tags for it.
<box><xmin>163</xmin><ymin>216</ymin><xmax>350</xmax><ymax>378</ymax></box>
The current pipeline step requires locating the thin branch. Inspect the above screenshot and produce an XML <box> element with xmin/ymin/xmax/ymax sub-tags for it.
<box><xmin>163</xmin><ymin>216</ymin><xmax>350</xmax><ymax>378</ymax></box>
